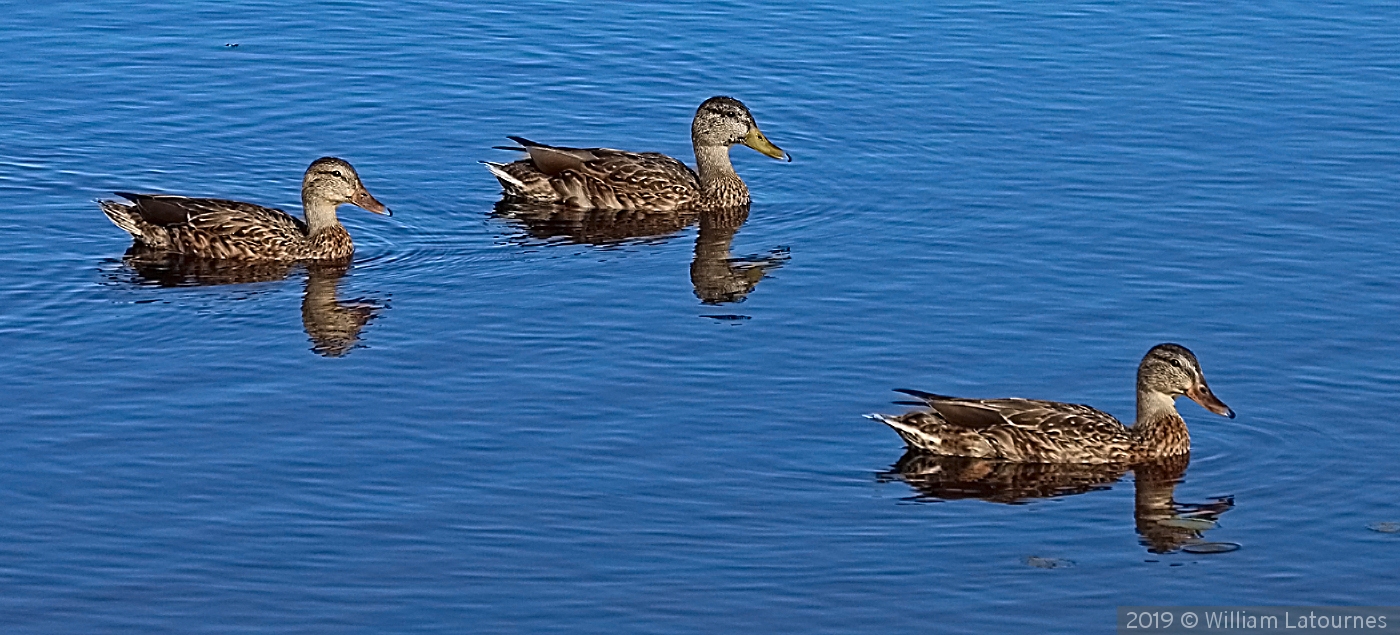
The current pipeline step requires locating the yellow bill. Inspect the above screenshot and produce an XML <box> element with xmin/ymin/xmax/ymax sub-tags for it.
<box><xmin>744</xmin><ymin>127</ymin><xmax>791</xmax><ymax>162</ymax></box>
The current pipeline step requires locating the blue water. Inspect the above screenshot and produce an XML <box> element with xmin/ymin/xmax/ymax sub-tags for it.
<box><xmin>3</xmin><ymin>1</ymin><xmax>1399</xmax><ymax>632</ymax></box>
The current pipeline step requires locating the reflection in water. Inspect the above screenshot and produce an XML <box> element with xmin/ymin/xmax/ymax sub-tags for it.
<box><xmin>884</xmin><ymin>452</ymin><xmax>1126</xmax><ymax>503</ymax></box>
<box><xmin>298</xmin><ymin>266</ymin><xmax>382</xmax><ymax>357</ymax></box>
<box><xmin>882</xmin><ymin>452</ymin><xmax>1234</xmax><ymax>554</ymax></box>
<box><xmin>112</xmin><ymin>248</ymin><xmax>385</xmax><ymax>357</ymax></box>
<box><xmin>493</xmin><ymin>200</ymin><xmax>788</xmax><ymax>304</ymax></box>
<box><xmin>691</xmin><ymin>207</ymin><xmax>789</xmax><ymax>304</ymax></box>
<box><xmin>492</xmin><ymin>199</ymin><xmax>692</xmax><ymax>246</ymax></box>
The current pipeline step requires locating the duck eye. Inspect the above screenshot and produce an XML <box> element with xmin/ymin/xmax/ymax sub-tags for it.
<box><xmin>1170</xmin><ymin>359</ymin><xmax>1182</xmax><ymax>369</ymax></box>
<box><xmin>330</xmin><ymin>170</ymin><xmax>343</xmax><ymax>178</ymax></box>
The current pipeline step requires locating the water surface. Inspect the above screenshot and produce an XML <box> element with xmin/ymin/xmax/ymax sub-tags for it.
<box><xmin>2</xmin><ymin>1</ymin><xmax>1399</xmax><ymax>632</ymax></box>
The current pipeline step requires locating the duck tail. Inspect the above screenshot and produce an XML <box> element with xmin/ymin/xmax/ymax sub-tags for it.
<box><xmin>865</xmin><ymin>413</ymin><xmax>913</xmax><ymax>433</ymax></box>
<box><xmin>866</xmin><ymin>413</ymin><xmax>934</xmax><ymax>450</ymax></box>
<box><xmin>99</xmin><ymin>199</ymin><xmax>146</xmax><ymax>237</ymax></box>
<box><xmin>480</xmin><ymin>161</ymin><xmax>526</xmax><ymax>191</ymax></box>
<box><xmin>99</xmin><ymin>198</ymin><xmax>169</xmax><ymax>248</ymax></box>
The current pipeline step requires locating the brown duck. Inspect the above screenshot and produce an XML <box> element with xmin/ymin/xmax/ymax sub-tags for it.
<box><xmin>869</xmin><ymin>344</ymin><xmax>1235</xmax><ymax>464</ymax></box>
<box><xmin>483</xmin><ymin>96</ymin><xmax>789</xmax><ymax>211</ymax></box>
<box><xmin>99</xmin><ymin>157</ymin><xmax>390</xmax><ymax>261</ymax></box>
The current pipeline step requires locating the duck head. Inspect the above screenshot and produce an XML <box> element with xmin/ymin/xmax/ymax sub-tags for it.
<box><xmin>1138</xmin><ymin>343</ymin><xmax>1234</xmax><ymax>418</ymax></box>
<box><xmin>302</xmin><ymin>157</ymin><xmax>392</xmax><ymax>216</ymax></box>
<box><xmin>692</xmin><ymin>96</ymin><xmax>790</xmax><ymax>162</ymax></box>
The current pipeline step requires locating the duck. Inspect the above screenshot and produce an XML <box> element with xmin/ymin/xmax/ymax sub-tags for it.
<box><xmin>868</xmin><ymin>343</ymin><xmax>1235</xmax><ymax>464</ymax></box>
<box><xmin>99</xmin><ymin>157</ymin><xmax>390</xmax><ymax>262</ymax></box>
<box><xmin>483</xmin><ymin>96</ymin><xmax>789</xmax><ymax>211</ymax></box>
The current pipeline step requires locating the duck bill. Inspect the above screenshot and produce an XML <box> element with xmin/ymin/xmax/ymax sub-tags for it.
<box><xmin>352</xmin><ymin>188</ymin><xmax>392</xmax><ymax>216</ymax></box>
<box><xmin>744</xmin><ymin>127</ymin><xmax>791</xmax><ymax>162</ymax></box>
<box><xmin>1187</xmin><ymin>383</ymin><xmax>1234</xmax><ymax>419</ymax></box>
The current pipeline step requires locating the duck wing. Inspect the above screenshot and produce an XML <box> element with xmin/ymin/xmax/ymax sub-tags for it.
<box><xmin>486</xmin><ymin>138</ymin><xmax>699</xmax><ymax>210</ymax></box>
<box><xmin>895</xmin><ymin>389</ymin><xmax>1120</xmax><ymax>431</ymax></box>
<box><xmin>115</xmin><ymin>193</ymin><xmax>307</xmax><ymax>233</ymax></box>
<box><xmin>104</xmin><ymin>193</ymin><xmax>309</xmax><ymax>259</ymax></box>
<box><xmin>502</xmin><ymin>136</ymin><xmax>602</xmax><ymax>175</ymax></box>
<box><xmin>876</xmin><ymin>391</ymin><xmax>1131</xmax><ymax>463</ymax></box>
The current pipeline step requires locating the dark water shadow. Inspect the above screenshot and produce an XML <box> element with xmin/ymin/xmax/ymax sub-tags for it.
<box><xmin>106</xmin><ymin>248</ymin><xmax>387</xmax><ymax>357</ymax></box>
<box><xmin>880</xmin><ymin>452</ymin><xmax>1235</xmax><ymax>554</ymax></box>
<box><xmin>492</xmin><ymin>200</ymin><xmax>788</xmax><ymax>304</ymax></box>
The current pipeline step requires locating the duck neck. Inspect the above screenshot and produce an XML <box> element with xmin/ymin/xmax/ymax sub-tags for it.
<box><xmin>1132</xmin><ymin>390</ymin><xmax>1190</xmax><ymax>455</ymax></box>
<box><xmin>693</xmin><ymin>144</ymin><xmax>749</xmax><ymax>203</ymax></box>
<box><xmin>302</xmin><ymin>195</ymin><xmax>342</xmax><ymax>236</ymax></box>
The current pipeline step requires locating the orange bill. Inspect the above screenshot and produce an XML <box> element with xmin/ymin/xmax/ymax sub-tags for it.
<box><xmin>352</xmin><ymin>187</ymin><xmax>391</xmax><ymax>216</ymax></box>
<box><xmin>1187</xmin><ymin>383</ymin><xmax>1234</xmax><ymax>419</ymax></box>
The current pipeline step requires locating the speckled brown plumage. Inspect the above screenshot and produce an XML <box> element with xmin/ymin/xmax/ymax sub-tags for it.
<box><xmin>869</xmin><ymin>343</ymin><xmax>1235</xmax><ymax>464</ymax></box>
<box><xmin>484</xmin><ymin>96</ymin><xmax>789</xmax><ymax>211</ymax></box>
<box><xmin>99</xmin><ymin>157</ymin><xmax>390</xmax><ymax>262</ymax></box>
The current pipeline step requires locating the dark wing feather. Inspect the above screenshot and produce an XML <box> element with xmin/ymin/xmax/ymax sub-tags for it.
<box><xmin>894</xmin><ymin>388</ymin><xmax>957</xmax><ymax>402</ymax></box>
<box><xmin>116</xmin><ymin>192</ymin><xmax>194</xmax><ymax>226</ymax></box>
<box><xmin>522</xmin><ymin>145</ymin><xmax>593</xmax><ymax>177</ymax></box>
<box><xmin>508</xmin><ymin>136</ymin><xmax>602</xmax><ymax>165</ymax></box>
<box><xmin>926</xmin><ymin>400</ymin><xmax>1014</xmax><ymax>430</ymax></box>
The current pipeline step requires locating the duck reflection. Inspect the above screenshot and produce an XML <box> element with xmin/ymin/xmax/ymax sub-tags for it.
<box><xmin>881</xmin><ymin>452</ymin><xmax>1234</xmax><ymax>554</ymax></box>
<box><xmin>493</xmin><ymin>201</ymin><xmax>787</xmax><ymax>304</ymax></box>
<box><xmin>691</xmin><ymin>207</ymin><xmax>788</xmax><ymax>304</ymax></box>
<box><xmin>297</xmin><ymin>264</ymin><xmax>382</xmax><ymax>357</ymax></box>
<box><xmin>115</xmin><ymin>248</ymin><xmax>385</xmax><ymax>357</ymax></box>
<box><xmin>492</xmin><ymin>199</ymin><xmax>692</xmax><ymax>245</ymax></box>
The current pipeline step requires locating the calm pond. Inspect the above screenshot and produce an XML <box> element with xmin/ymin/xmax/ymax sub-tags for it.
<box><xmin>2</xmin><ymin>1</ymin><xmax>1398</xmax><ymax>632</ymax></box>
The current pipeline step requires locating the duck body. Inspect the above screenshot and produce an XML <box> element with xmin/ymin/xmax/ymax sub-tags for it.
<box><xmin>101</xmin><ymin>194</ymin><xmax>349</xmax><ymax>261</ymax></box>
<box><xmin>878</xmin><ymin>392</ymin><xmax>1143</xmax><ymax>463</ymax></box>
<box><xmin>484</xmin><ymin>96</ymin><xmax>788</xmax><ymax>211</ymax></box>
<box><xmin>486</xmin><ymin>140</ymin><xmax>702</xmax><ymax>211</ymax></box>
<box><xmin>870</xmin><ymin>344</ymin><xmax>1235</xmax><ymax>465</ymax></box>
<box><xmin>99</xmin><ymin>157</ymin><xmax>389</xmax><ymax>262</ymax></box>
